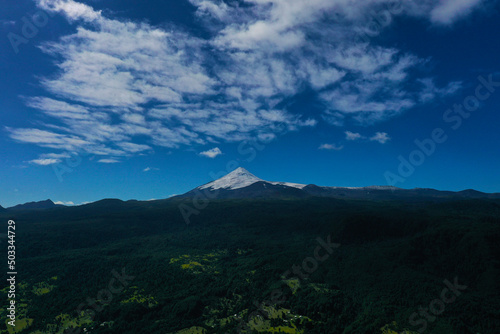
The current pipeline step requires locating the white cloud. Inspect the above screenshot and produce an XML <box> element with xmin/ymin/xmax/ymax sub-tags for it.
<box><xmin>9</xmin><ymin>0</ymin><xmax>480</xmax><ymax>162</ymax></box>
<box><xmin>143</xmin><ymin>167</ymin><xmax>159</xmax><ymax>172</ymax></box>
<box><xmin>27</xmin><ymin>152</ymin><xmax>72</xmax><ymax>165</ymax></box>
<box><xmin>37</xmin><ymin>0</ymin><xmax>102</xmax><ymax>22</ymax></box>
<box><xmin>98</xmin><ymin>158</ymin><xmax>121</xmax><ymax>163</ymax></box>
<box><xmin>200</xmin><ymin>147</ymin><xmax>222</xmax><ymax>158</ymax></box>
<box><xmin>29</xmin><ymin>158</ymin><xmax>61</xmax><ymax>165</ymax></box>
<box><xmin>26</xmin><ymin>97</ymin><xmax>92</xmax><ymax>120</ymax></box>
<box><xmin>190</xmin><ymin>0</ymin><xmax>230</xmax><ymax>20</ymax></box>
<box><xmin>370</xmin><ymin>132</ymin><xmax>391</xmax><ymax>144</ymax></box>
<box><xmin>9</xmin><ymin>128</ymin><xmax>90</xmax><ymax>151</ymax></box>
<box><xmin>12</xmin><ymin>0</ymin><xmax>316</xmax><ymax>158</ymax></box>
<box><xmin>54</xmin><ymin>201</ymin><xmax>75</xmax><ymax>205</ymax></box>
<box><xmin>117</xmin><ymin>142</ymin><xmax>152</xmax><ymax>153</ymax></box>
<box><xmin>318</xmin><ymin>143</ymin><xmax>343</xmax><ymax>151</ymax></box>
<box><xmin>430</xmin><ymin>0</ymin><xmax>484</xmax><ymax>25</ymax></box>
<box><xmin>345</xmin><ymin>131</ymin><xmax>363</xmax><ymax>141</ymax></box>
<box><xmin>418</xmin><ymin>78</ymin><xmax>462</xmax><ymax>103</ymax></box>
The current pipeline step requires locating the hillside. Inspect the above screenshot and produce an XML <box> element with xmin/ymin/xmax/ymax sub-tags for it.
<box><xmin>178</xmin><ymin>168</ymin><xmax>500</xmax><ymax>201</ymax></box>
<box><xmin>7</xmin><ymin>199</ymin><xmax>61</xmax><ymax>211</ymax></box>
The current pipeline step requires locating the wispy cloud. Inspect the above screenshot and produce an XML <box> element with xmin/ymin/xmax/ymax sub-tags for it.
<box><xmin>41</xmin><ymin>153</ymin><xmax>71</xmax><ymax>159</ymax></box>
<box><xmin>418</xmin><ymin>78</ymin><xmax>463</xmax><ymax>103</ymax></box>
<box><xmin>318</xmin><ymin>144</ymin><xmax>343</xmax><ymax>151</ymax></box>
<box><xmin>29</xmin><ymin>158</ymin><xmax>60</xmax><ymax>165</ymax></box>
<box><xmin>1</xmin><ymin>20</ymin><xmax>16</xmax><ymax>26</ymax></box>
<box><xmin>345</xmin><ymin>131</ymin><xmax>363</xmax><ymax>141</ymax></box>
<box><xmin>9</xmin><ymin>128</ymin><xmax>88</xmax><ymax>150</ymax></box>
<box><xmin>28</xmin><ymin>152</ymin><xmax>72</xmax><ymax>166</ymax></box>
<box><xmin>37</xmin><ymin>0</ymin><xmax>102</xmax><ymax>22</ymax></box>
<box><xmin>117</xmin><ymin>142</ymin><xmax>152</xmax><ymax>153</ymax></box>
<box><xmin>143</xmin><ymin>167</ymin><xmax>159</xmax><ymax>172</ymax></box>
<box><xmin>430</xmin><ymin>0</ymin><xmax>484</xmax><ymax>25</ymax></box>
<box><xmin>370</xmin><ymin>132</ymin><xmax>391</xmax><ymax>144</ymax></box>
<box><xmin>8</xmin><ymin>0</ymin><xmax>482</xmax><ymax>162</ymax></box>
<box><xmin>200</xmin><ymin>147</ymin><xmax>222</xmax><ymax>158</ymax></box>
<box><xmin>98</xmin><ymin>158</ymin><xmax>121</xmax><ymax>164</ymax></box>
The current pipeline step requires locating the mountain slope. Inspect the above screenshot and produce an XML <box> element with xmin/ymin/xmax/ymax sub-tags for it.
<box><xmin>179</xmin><ymin>167</ymin><xmax>307</xmax><ymax>199</ymax></box>
<box><xmin>179</xmin><ymin>167</ymin><xmax>500</xmax><ymax>200</ymax></box>
<box><xmin>8</xmin><ymin>199</ymin><xmax>62</xmax><ymax>211</ymax></box>
<box><xmin>198</xmin><ymin>167</ymin><xmax>264</xmax><ymax>190</ymax></box>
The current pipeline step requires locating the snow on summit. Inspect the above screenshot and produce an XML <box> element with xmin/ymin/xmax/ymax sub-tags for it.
<box><xmin>198</xmin><ymin>167</ymin><xmax>308</xmax><ymax>191</ymax></box>
<box><xmin>197</xmin><ymin>167</ymin><xmax>397</xmax><ymax>192</ymax></box>
<box><xmin>198</xmin><ymin>167</ymin><xmax>264</xmax><ymax>190</ymax></box>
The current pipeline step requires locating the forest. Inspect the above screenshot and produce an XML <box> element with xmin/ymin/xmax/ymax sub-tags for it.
<box><xmin>1</xmin><ymin>197</ymin><xmax>499</xmax><ymax>333</ymax></box>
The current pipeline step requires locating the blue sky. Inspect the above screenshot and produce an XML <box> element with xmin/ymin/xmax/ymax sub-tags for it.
<box><xmin>1</xmin><ymin>0</ymin><xmax>500</xmax><ymax>207</ymax></box>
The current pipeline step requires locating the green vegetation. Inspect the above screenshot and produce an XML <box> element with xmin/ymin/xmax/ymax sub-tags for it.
<box><xmin>1</xmin><ymin>197</ymin><xmax>499</xmax><ymax>333</ymax></box>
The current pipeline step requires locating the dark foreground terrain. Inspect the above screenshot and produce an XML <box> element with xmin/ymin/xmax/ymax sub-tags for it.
<box><xmin>1</xmin><ymin>197</ymin><xmax>500</xmax><ymax>333</ymax></box>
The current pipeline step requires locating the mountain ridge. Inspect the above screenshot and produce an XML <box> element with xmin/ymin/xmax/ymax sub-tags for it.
<box><xmin>3</xmin><ymin>168</ymin><xmax>500</xmax><ymax>208</ymax></box>
<box><xmin>179</xmin><ymin>167</ymin><xmax>500</xmax><ymax>200</ymax></box>
<box><xmin>7</xmin><ymin>199</ymin><xmax>63</xmax><ymax>211</ymax></box>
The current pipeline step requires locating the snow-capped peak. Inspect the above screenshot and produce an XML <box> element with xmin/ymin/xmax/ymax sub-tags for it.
<box><xmin>198</xmin><ymin>167</ymin><xmax>264</xmax><ymax>190</ymax></box>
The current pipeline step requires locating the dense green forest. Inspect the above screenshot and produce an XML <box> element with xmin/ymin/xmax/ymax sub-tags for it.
<box><xmin>1</xmin><ymin>197</ymin><xmax>499</xmax><ymax>333</ymax></box>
